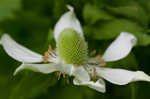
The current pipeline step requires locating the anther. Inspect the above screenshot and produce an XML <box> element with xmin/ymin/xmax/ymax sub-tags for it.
<box><xmin>96</xmin><ymin>55</ymin><xmax>106</xmax><ymax>66</ymax></box>
<box><xmin>62</xmin><ymin>72</ymin><xmax>66</xmax><ymax>78</ymax></box>
<box><xmin>56</xmin><ymin>72</ymin><xmax>61</xmax><ymax>80</ymax></box>
<box><xmin>42</xmin><ymin>52</ymin><xmax>49</xmax><ymax>63</ymax></box>
<box><xmin>90</xmin><ymin>50</ymin><xmax>96</xmax><ymax>56</ymax></box>
<box><xmin>42</xmin><ymin>45</ymin><xmax>56</xmax><ymax>63</ymax></box>
<box><xmin>91</xmin><ymin>67</ymin><xmax>97</xmax><ymax>80</ymax></box>
<box><xmin>47</xmin><ymin>45</ymin><xmax>53</xmax><ymax>53</ymax></box>
<box><xmin>93</xmin><ymin>67</ymin><xmax>96</xmax><ymax>77</ymax></box>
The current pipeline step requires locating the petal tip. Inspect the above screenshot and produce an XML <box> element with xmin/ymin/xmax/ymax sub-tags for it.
<box><xmin>102</xmin><ymin>32</ymin><xmax>137</xmax><ymax>62</ymax></box>
<box><xmin>1</xmin><ymin>34</ymin><xmax>10</xmax><ymax>39</ymax></box>
<box><xmin>66</xmin><ymin>5</ymin><xmax>74</xmax><ymax>12</ymax></box>
<box><xmin>0</xmin><ymin>34</ymin><xmax>42</xmax><ymax>63</ymax></box>
<box><xmin>121</xmin><ymin>32</ymin><xmax>137</xmax><ymax>46</ymax></box>
<box><xmin>134</xmin><ymin>71</ymin><xmax>150</xmax><ymax>82</ymax></box>
<box><xmin>13</xmin><ymin>71</ymin><xmax>18</xmax><ymax>76</ymax></box>
<box><xmin>54</xmin><ymin>5</ymin><xmax>83</xmax><ymax>42</ymax></box>
<box><xmin>13</xmin><ymin>64</ymin><xmax>24</xmax><ymax>76</ymax></box>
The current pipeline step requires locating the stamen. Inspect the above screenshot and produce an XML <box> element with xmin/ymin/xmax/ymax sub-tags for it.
<box><xmin>90</xmin><ymin>67</ymin><xmax>98</xmax><ymax>80</ymax></box>
<box><xmin>42</xmin><ymin>52</ymin><xmax>49</xmax><ymax>63</ymax></box>
<box><xmin>96</xmin><ymin>55</ymin><xmax>106</xmax><ymax>66</ymax></box>
<box><xmin>42</xmin><ymin>45</ymin><xmax>57</xmax><ymax>63</ymax></box>
<box><xmin>90</xmin><ymin>50</ymin><xmax>96</xmax><ymax>56</ymax></box>
<box><xmin>62</xmin><ymin>72</ymin><xmax>66</xmax><ymax>78</ymax></box>
<box><xmin>47</xmin><ymin>45</ymin><xmax>53</xmax><ymax>53</ymax></box>
<box><xmin>56</xmin><ymin>72</ymin><xmax>61</xmax><ymax>80</ymax></box>
<box><xmin>93</xmin><ymin>67</ymin><xmax>96</xmax><ymax>78</ymax></box>
<box><xmin>84</xmin><ymin>65</ymin><xmax>96</xmax><ymax>80</ymax></box>
<box><xmin>55</xmin><ymin>72</ymin><xmax>70</xmax><ymax>84</ymax></box>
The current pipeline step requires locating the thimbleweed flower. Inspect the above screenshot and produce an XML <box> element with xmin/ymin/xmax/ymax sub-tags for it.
<box><xmin>0</xmin><ymin>5</ymin><xmax>150</xmax><ymax>93</ymax></box>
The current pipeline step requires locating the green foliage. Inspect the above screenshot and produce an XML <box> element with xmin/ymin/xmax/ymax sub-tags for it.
<box><xmin>84</xmin><ymin>19</ymin><xmax>143</xmax><ymax>40</ymax></box>
<box><xmin>134</xmin><ymin>33</ymin><xmax>150</xmax><ymax>46</ymax></box>
<box><xmin>0</xmin><ymin>0</ymin><xmax>21</xmax><ymax>21</ymax></box>
<box><xmin>83</xmin><ymin>4</ymin><xmax>114</xmax><ymax>24</ymax></box>
<box><xmin>9</xmin><ymin>72</ymin><xmax>57</xmax><ymax>99</ymax></box>
<box><xmin>47</xmin><ymin>29</ymin><xmax>55</xmax><ymax>47</ymax></box>
<box><xmin>84</xmin><ymin>19</ymin><xmax>150</xmax><ymax>46</ymax></box>
<box><xmin>106</xmin><ymin>3</ymin><xmax>148</xmax><ymax>26</ymax></box>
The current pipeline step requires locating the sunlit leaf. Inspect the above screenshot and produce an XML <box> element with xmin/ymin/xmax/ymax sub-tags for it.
<box><xmin>84</xmin><ymin>19</ymin><xmax>143</xmax><ymax>40</ymax></box>
<box><xmin>83</xmin><ymin>4</ymin><xmax>113</xmax><ymax>24</ymax></box>
<box><xmin>0</xmin><ymin>0</ymin><xmax>21</xmax><ymax>21</ymax></box>
<box><xmin>106</xmin><ymin>3</ymin><xmax>148</xmax><ymax>26</ymax></box>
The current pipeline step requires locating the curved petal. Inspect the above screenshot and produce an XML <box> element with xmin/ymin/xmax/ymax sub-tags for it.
<box><xmin>54</xmin><ymin>5</ymin><xmax>83</xmax><ymax>41</ymax></box>
<box><xmin>73</xmin><ymin>78</ymin><xmax>106</xmax><ymax>93</ymax></box>
<box><xmin>14</xmin><ymin>63</ymin><xmax>57</xmax><ymax>75</ymax></box>
<box><xmin>0</xmin><ymin>34</ymin><xmax>43</xmax><ymax>63</ymax></box>
<box><xmin>102</xmin><ymin>32</ymin><xmax>137</xmax><ymax>62</ymax></box>
<box><xmin>73</xmin><ymin>66</ymin><xmax>90</xmax><ymax>82</ymax></box>
<box><xmin>55</xmin><ymin>63</ymin><xmax>75</xmax><ymax>75</ymax></box>
<box><xmin>96</xmin><ymin>67</ymin><xmax>150</xmax><ymax>85</ymax></box>
<box><xmin>56</xmin><ymin>64</ymin><xmax>90</xmax><ymax>81</ymax></box>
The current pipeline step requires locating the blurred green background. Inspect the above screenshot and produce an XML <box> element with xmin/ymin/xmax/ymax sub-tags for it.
<box><xmin>0</xmin><ymin>0</ymin><xmax>150</xmax><ymax>99</ymax></box>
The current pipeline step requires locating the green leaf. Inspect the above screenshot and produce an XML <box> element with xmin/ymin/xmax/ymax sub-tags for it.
<box><xmin>84</xmin><ymin>19</ymin><xmax>150</xmax><ymax>46</ymax></box>
<box><xmin>105</xmin><ymin>0</ymin><xmax>137</xmax><ymax>6</ymax></box>
<box><xmin>0</xmin><ymin>0</ymin><xmax>21</xmax><ymax>21</ymax></box>
<box><xmin>134</xmin><ymin>32</ymin><xmax>150</xmax><ymax>46</ymax></box>
<box><xmin>106</xmin><ymin>4</ymin><xmax>148</xmax><ymax>26</ymax></box>
<box><xmin>83</xmin><ymin>4</ymin><xmax>114</xmax><ymax>24</ymax></box>
<box><xmin>47</xmin><ymin>29</ymin><xmax>55</xmax><ymax>48</ymax></box>
<box><xmin>84</xmin><ymin>19</ymin><xmax>143</xmax><ymax>40</ymax></box>
<box><xmin>144</xmin><ymin>1</ymin><xmax>150</xmax><ymax>21</ymax></box>
<box><xmin>9</xmin><ymin>72</ymin><xmax>57</xmax><ymax>99</ymax></box>
<box><xmin>53</xmin><ymin>0</ymin><xmax>66</xmax><ymax>20</ymax></box>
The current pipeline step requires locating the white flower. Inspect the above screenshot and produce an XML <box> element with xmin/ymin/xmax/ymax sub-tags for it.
<box><xmin>0</xmin><ymin>5</ymin><xmax>150</xmax><ymax>93</ymax></box>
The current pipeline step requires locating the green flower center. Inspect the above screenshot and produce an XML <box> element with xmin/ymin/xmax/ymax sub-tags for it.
<box><xmin>57</xmin><ymin>28</ymin><xmax>88</xmax><ymax>66</ymax></box>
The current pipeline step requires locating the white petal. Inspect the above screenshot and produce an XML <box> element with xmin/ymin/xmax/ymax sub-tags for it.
<box><xmin>96</xmin><ymin>67</ymin><xmax>150</xmax><ymax>85</ymax></box>
<box><xmin>73</xmin><ymin>78</ymin><xmax>106</xmax><ymax>93</ymax></box>
<box><xmin>102</xmin><ymin>32</ymin><xmax>137</xmax><ymax>62</ymax></box>
<box><xmin>14</xmin><ymin>63</ymin><xmax>57</xmax><ymax>75</ymax></box>
<box><xmin>73</xmin><ymin>66</ymin><xmax>90</xmax><ymax>81</ymax></box>
<box><xmin>56</xmin><ymin>64</ymin><xmax>90</xmax><ymax>81</ymax></box>
<box><xmin>0</xmin><ymin>34</ymin><xmax>43</xmax><ymax>63</ymax></box>
<box><xmin>54</xmin><ymin>5</ymin><xmax>83</xmax><ymax>41</ymax></box>
<box><xmin>55</xmin><ymin>64</ymin><xmax>75</xmax><ymax>75</ymax></box>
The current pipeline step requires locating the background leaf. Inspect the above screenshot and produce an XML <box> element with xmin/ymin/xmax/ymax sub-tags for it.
<box><xmin>0</xmin><ymin>0</ymin><xmax>21</xmax><ymax>21</ymax></box>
